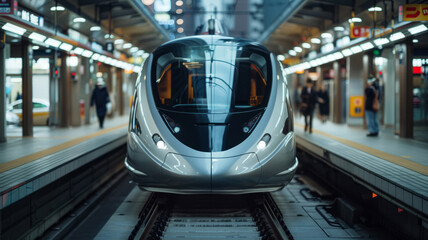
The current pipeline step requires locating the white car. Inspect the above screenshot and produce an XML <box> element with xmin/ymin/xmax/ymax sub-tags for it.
<box><xmin>8</xmin><ymin>98</ymin><xmax>50</xmax><ymax>126</ymax></box>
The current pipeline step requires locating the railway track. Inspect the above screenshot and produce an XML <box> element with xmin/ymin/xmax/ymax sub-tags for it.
<box><xmin>129</xmin><ymin>193</ymin><xmax>293</xmax><ymax>240</ymax></box>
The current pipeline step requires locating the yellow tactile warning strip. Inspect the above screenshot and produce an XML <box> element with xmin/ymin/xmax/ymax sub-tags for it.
<box><xmin>295</xmin><ymin>123</ymin><xmax>428</xmax><ymax>176</ymax></box>
<box><xmin>0</xmin><ymin>123</ymin><xmax>128</xmax><ymax>174</ymax></box>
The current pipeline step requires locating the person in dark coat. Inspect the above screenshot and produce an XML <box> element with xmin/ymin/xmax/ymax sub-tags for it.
<box><xmin>300</xmin><ymin>79</ymin><xmax>317</xmax><ymax>133</ymax></box>
<box><xmin>365</xmin><ymin>76</ymin><xmax>379</xmax><ymax>136</ymax></box>
<box><xmin>317</xmin><ymin>83</ymin><xmax>329</xmax><ymax>123</ymax></box>
<box><xmin>91</xmin><ymin>78</ymin><xmax>110</xmax><ymax>128</ymax></box>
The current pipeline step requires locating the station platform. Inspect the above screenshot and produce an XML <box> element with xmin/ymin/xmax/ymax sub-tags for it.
<box><xmin>0</xmin><ymin>116</ymin><xmax>128</xmax><ymax>210</ymax></box>
<box><xmin>294</xmin><ymin>117</ymin><xmax>428</xmax><ymax>219</ymax></box>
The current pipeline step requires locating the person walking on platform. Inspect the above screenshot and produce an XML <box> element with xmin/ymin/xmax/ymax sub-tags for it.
<box><xmin>365</xmin><ymin>76</ymin><xmax>379</xmax><ymax>137</ymax></box>
<box><xmin>300</xmin><ymin>79</ymin><xmax>317</xmax><ymax>133</ymax></box>
<box><xmin>91</xmin><ymin>78</ymin><xmax>110</xmax><ymax>129</ymax></box>
<box><xmin>317</xmin><ymin>83</ymin><xmax>329</xmax><ymax>123</ymax></box>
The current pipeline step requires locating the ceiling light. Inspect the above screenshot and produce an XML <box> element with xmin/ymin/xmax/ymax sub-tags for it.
<box><xmin>92</xmin><ymin>53</ymin><xmax>101</xmax><ymax>60</ymax></box>
<box><xmin>73</xmin><ymin>47</ymin><xmax>84</xmax><ymax>55</ymax></box>
<box><xmin>2</xmin><ymin>23</ymin><xmax>26</xmax><ymax>35</ymax></box>
<box><xmin>176</xmin><ymin>19</ymin><xmax>184</xmax><ymax>25</ymax></box>
<box><xmin>368</xmin><ymin>7</ymin><xmax>382</xmax><ymax>12</ymax></box>
<box><xmin>130</xmin><ymin>47</ymin><xmax>139</xmax><ymax>53</ymax></box>
<box><xmin>177</xmin><ymin>27</ymin><xmax>184</xmax><ymax>33</ymax></box>
<box><xmin>44</xmin><ymin>38</ymin><xmax>62</xmax><ymax>48</ymax></box>
<box><xmin>294</xmin><ymin>46</ymin><xmax>302</xmax><ymax>52</ymax></box>
<box><xmin>334</xmin><ymin>52</ymin><xmax>344</xmax><ymax>60</ymax></box>
<box><xmin>341</xmin><ymin>49</ymin><xmax>353</xmax><ymax>56</ymax></box>
<box><xmin>334</xmin><ymin>26</ymin><xmax>344</xmax><ymax>31</ymax></box>
<box><xmin>28</xmin><ymin>32</ymin><xmax>46</xmax><ymax>42</ymax></box>
<box><xmin>408</xmin><ymin>24</ymin><xmax>428</xmax><ymax>35</ymax></box>
<box><xmin>73</xmin><ymin>17</ymin><xmax>86</xmax><ymax>23</ymax></box>
<box><xmin>327</xmin><ymin>54</ymin><xmax>336</xmax><ymax>62</ymax></box>
<box><xmin>288</xmin><ymin>50</ymin><xmax>296</xmax><ymax>56</ymax></box>
<box><xmin>311</xmin><ymin>38</ymin><xmax>321</xmax><ymax>44</ymax></box>
<box><xmin>82</xmin><ymin>50</ymin><xmax>93</xmax><ymax>58</ymax></box>
<box><xmin>374</xmin><ymin>38</ymin><xmax>389</xmax><ymax>46</ymax></box>
<box><xmin>50</xmin><ymin>6</ymin><xmax>65</xmax><ymax>11</ymax></box>
<box><xmin>348</xmin><ymin>17</ymin><xmax>362</xmax><ymax>23</ymax></box>
<box><xmin>114</xmin><ymin>39</ymin><xmax>124</xmax><ymax>44</ymax></box>
<box><xmin>413</xmin><ymin>39</ymin><xmax>419</xmax><ymax>43</ymax></box>
<box><xmin>32</xmin><ymin>46</ymin><xmax>40</xmax><ymax>50</ymax></box>
<box><xmin>389</xmin><ymin>32</ymin><xmax>405</xmax><ymax>41</ymax></box>
<box><xmin>360</xmin><ymin>42</ymin><xmax>374</xmax><ymax>50</ymax></box>
<box><xmin>277</xmin><ymin>55</ymin><xmax>285</xmax><ymax>61</ymax></box>
<box><xmin>176</xmin><ymin>0</ymin><xmax>183</xmax><ymax>6</ymax></box>
<box><xmin>302</xmin><ymin>43</ymin><xmax>311</xmax><ymax>49</ymax></box>
<box><xmin>98</xmin><ymin>55</ymin><xmax>107</xmax><ymax>62</ymax></box>
<box><xmin>176</xmin><ymin>9</ymin><xmax>183</xmax><ymax>14</ymax></box>
<box><xmin>105</xmin><ymin>57</ymin><xmax>113</xmax><ymax>64</ymax></box>
<box><xmin>142</xmin><ymin>0</ymin><xmax>154</xmax><ymax>5</ymax></box>
<box><xmin>351</xmin><ymin>45</ymin><xmax>363</xmax><ymax>54</ymax></box>
<box><xmin>137</xmin><ymin>50</ymin><xmax>145</xmax><ymax>55</ymax></box>
<box><xmin>59</xmin><ymin>43</ymin><xmax>73</xmax><ymax>51</ymax></box>
<box><xmin>90</xmin><ymin>26</ymin><xmax>101</xmax><ymax>31</ymax></box>
<box><xmin>123</xmin><ymin>43</ymin><xmax>132</xmax><ymax>49</ymax></box>
<box><xmin>111</xmin><ymin>59</ymin><xmax>119</xmax><ymax>66</ymax></box>
<box><xmin>104</xmin><ymin>34</ymin><xmax>114</xmax><ymax>39</ymax></box>
<box><xmin>321</xmin><ymin>32</ymin><xmax>332</xmax><ymax>38</ymax></box>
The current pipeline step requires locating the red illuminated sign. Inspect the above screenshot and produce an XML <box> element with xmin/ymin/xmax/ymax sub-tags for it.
<box><xmin>402</xmin><ymin>4</ymin><xmax>428</xmax><ymax>21</ymax></box>
<box><xmin>350</xmin><ymin>26</ymin><xmax>370</xmax><ymax>39</ymax></box>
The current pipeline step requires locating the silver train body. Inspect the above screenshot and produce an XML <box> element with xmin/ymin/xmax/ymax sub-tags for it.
<box><xmin>125</xmin><ymin>35</ymin><xmax>298</xmax><ymax>194</ymax></box>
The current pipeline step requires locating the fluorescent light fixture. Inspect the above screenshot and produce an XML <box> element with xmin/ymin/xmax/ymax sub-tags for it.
<box><xmin>277</xmin><ymin>55</ymin><xmax>285</xmax><ymax>61</ymax></box>
<box><xmin>341</xmin><ymin>49</ymin><xmax>353</xmax><ymax>56</ymax></box>
<box><xmin>413</xmin><ymin>39</ymin><xmax>419</xmax><ymax>43</ymax></box>
<box><xmin>334</xmin><ymin>26</ymin><xmax>345</xmax><ymax>31</ymax></box>
<box><xmin>176</xmin><ymin>19</ymin><xmax>184</xmax><ymax>25</ymax></box>
<box><xmin>294</xmin><ymin>46</ymin><xmax>302</xmax><ymax>53</ymax></box>
<box><xmin>82</xmin><ymin>50</ymin><xmax>93</xmax><ymax>58</ymax></box>
<box><xmin>114</xmin><ymin>39</ymin><xmax>124</xmax><ymax>44</ymax></box>
<box><xmin>327</xmin><ymin>54</ymin><xmax>336</xmax><ymax>62</ymax></box>
<box><xmin>334</xmin><ymin>52</ymin><xmax>344</xmax><ymax>60</ymax></box>
<box><xmin>73</xmin><ymin>17</ymin><xmax>86</xmax><ymax>23</ymax></box>
<box><xmin>360</xmin><ymin>42</ymin><xmax>374</xmax><ymax>50</ymax></box>
<box><xmin>133</xmin><ymin>66</ymin><xmax>141</xmax><ymax>73</ymax></box>
<box><xmin>28</xmin><ymin>32</ymin><xmax>46</xmax><ymax>42</ymax></box>
<box><xmin>302</xmin><ymin>43</ymin><xmax>311</xmax><ymax>49</ymax></box>
<box><xmin>92</xmin><ymin>53</ymin><xmax>101</xmax><ymax>60</ymax></box>
<box><xmin>59</xmin><ymin>43</ymin><xmax>73</xmax><ymax>51</ymax></box>
<box><xmin>389</xmin><ymin>32</ymin><xmax>405</xmax><ymax>41</ymax></box>
<box><xmin>104</xmin><ymin>34</ymin><xmax>114</xmax><ymax>39</ymax></box>
<box><xmin>105</xmin><ymin>57</ymin><xmax>113</xmax><ymax>64</ymax></box>
<box><xmin>123</xmin><ymin>43</ymin><xmax>132</xmax><ymax>49</ymax></box>
<box><xmin>137</xmin><ymin>50</ymin><xmax>145</xmax><ymax>55</ymax></box>
<box><xmin>348</xmin><ymin>17</ymin><xmax>362</xmax><ymax>23</ymax></box>
<box><xmin>311</xmin><ymin>38</ymin><xmax>321</xmax><ymax>44</ymax></box>
<box><xmin>351</xmin><ymin>45</ymin><xmax>363</xmax><ymax>54</ymax></box>
<box><xmin>98</xmin><ymin>55</ymin><xmax>107</xmax><ymax>62</ymax></box>
<box><xmin>44</xmin><ymin>38</ymin><xmax>62</xmax><ymax>48</ymax></box>
<box><xmin>73</xmin><ymin>47</ymin><xmax>84</xmax><ymax>55</ymax></box>
<box><xmin>90</xmin><ymin>26</ymin><xmax>101</xmax><ymax>31</ymax></box>
<box><xmin>32</xmin><ymin>46</ymin><xmax>40</xmax><ymax>50</ymax></box>
<box><xmin>50</xmin><ymin>6</ymin><xmax>65</xmax><ymax>11</ymax></box>
<box><xmin>408</xmin><ymin>24</ymin><xmax>428</xmax><ymax>35</ymax></box>
<box><xmin>368</xmin><ymin>7</ymin><xmax>382</xmax><ymax>12</ymax></box>
<box><xmin>321</xmin><ymin>32</ymin><xmax>332</xmax><ymax>38</ymax></box>
<box><xmin>2</xmin><ymin>23</ymin><xmax>26</xmax><ymax>35</ymax></box>
<box><xmin>130</xmin><ymin>47</ymin><xmax>139</xmax><ymax>53</ymax></box>
<box><xmin>288</xmin><ymin>50</ymin><xmax>296</xmax><ymax>56</ymax></box>
<box><xmin>374</xmin><ymin>37</ymin><xmax>389</xmax><ymax>46</ymax></box>
<box><xmin>110</xmin><ymin>59</ymin><xmax>118</xmax><ymax>66</ymax></box>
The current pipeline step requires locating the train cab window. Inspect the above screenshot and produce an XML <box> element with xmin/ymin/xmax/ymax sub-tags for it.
<box><xmin>153</xmin><ymin>45</ymin><xmax>271</xmax><ymax>114</ymax></box>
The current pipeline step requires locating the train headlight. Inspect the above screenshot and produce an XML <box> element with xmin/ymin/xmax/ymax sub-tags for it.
<box><xmin>257</xmin><ymin>134</ymin><xmax>271</xmax><ymax>150</ymax></box>
<box><xmin>152</xmin><ymin>134</ymin><xmax>167</xmax><ymax>149</ymax></box>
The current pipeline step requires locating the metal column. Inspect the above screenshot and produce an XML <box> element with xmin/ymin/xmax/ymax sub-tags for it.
<box><xmin>59</xmin><ymin>53</ymin><xmax>70</xmax><ymax>127</ymax></box>
<box><xmin>117</xmin><ymin>68</ymin><xmax>124</xmax><ymax>115</ymax></box>
<box><xmin>362</xmin><ymin>53</ymin><xmax>374</xmax><ymax>129</ymax></box>
<box><xmin>333</xmin><ymin>61</ymin><xmax>342</xmax><ymax>123</ymax></box>
<box><xmin>22</xmin><ymin>39</ymin><xmax>33</xmax><ymax>137</ymax></box>
<box><xmin>0</xmin><ymin>31</ymin><xmax>6</xmax><ymax>142</ymax></box>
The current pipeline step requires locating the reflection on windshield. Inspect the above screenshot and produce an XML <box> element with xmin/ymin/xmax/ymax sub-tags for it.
<box><xmin>153</xmin><ymin>45</ymin><xmax>270</xmax><ymax>113</ymax></box>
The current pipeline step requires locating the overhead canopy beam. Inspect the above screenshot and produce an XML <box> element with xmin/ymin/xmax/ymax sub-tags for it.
<box><xmin>311</xmin><ymin>0</ymin><xmax>353</xmax><ymax>7</ymax></box>
<box><xmin>288</xmin><ymin>17</ymin><xmax>324</xmax><ymax>29</ymax></box>
<box><xmin>297</xmin><ymin>8</ymin><xmax>333</xmax><ymax>20</ymax></box>
<box><xmin>100</xmin><ymin>9</ymin><xmax>137</xmax><ymax>20</ymax></box>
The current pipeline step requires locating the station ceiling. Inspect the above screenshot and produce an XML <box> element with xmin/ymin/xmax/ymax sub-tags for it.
<box><xmin>17</xmin><ymin>0</ymin><xmax>169</xmax><ymax>52</ymax></box>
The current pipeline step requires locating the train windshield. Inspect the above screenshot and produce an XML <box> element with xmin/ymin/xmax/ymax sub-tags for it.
<box><xmin>152</xmin><ymin>43</ymin><xmax>272</xmax><ymax>114</ymax></box>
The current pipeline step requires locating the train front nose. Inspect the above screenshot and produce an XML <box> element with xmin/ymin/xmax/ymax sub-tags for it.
<box><xmin>161</xmin><ymin>153</ymin><xmax>261</xmax><ymax>192</ymax></box>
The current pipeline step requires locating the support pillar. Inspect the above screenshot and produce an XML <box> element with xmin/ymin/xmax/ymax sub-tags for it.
<box><xmin>0</xmin><ymin>31</ymin><xmax>6</xmax><ymax>142</ymax></box>
<box><xmin>117</xmin><ymin>68</ymin><xmax>124</xmax><ymax>115</ymax></box>
<box><xmin>333</xmin><ymin>61</ymin><xmax>342</xmax><ymax>123</ymax></box>
<box><xmin>346</xmin><ymin>53</ymin><xmax>364</xmax><ymax>126</ymax></box>
<box><xmin>59</xmin><ymin>54</ymin><xmax>70</xmax><ymax>127</ymax></box>
<box><xmin>362</xmin><ymin>53</ymin><xmax>374</xmax><ymax>129</ymax></box>
<box><xmin>395</xmin><ymin>41</ymin><xmax>413</xmax><ymax>138</ymax></box>
<box><xmin>22</xmin><ymin>39</ymin><xmax>33</xmax><ymax>136</ymax></box>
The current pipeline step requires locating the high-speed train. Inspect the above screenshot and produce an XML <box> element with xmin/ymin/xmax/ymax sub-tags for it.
<box><xmin>125</xmin><ymin>32</ymin><xmax>298</xmax><ymax>194</ymax></box>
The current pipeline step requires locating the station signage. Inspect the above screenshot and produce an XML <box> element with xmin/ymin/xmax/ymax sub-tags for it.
<box><xmin>400</xmin><ymin>4</ymin><xmax>428</xmax><ymax>21</ymax></box>
<box><xmin>17</xmin><ymin>8</ymin><xmax>44</xmax><ymax>27</ymax></box>
<box><xmin>350</xmin><ymin>26</ymin><xmax>369</xmax><ymax>38</ymax></box>
<box><xmin>350</xmin><ymin>96</ymin><xmax>364</xmax><ymax>117</ymax></box>
<box><xmin>0</xmin><ymin>0</ymin><xmax>17</xmax><ymax>15</ymax></box>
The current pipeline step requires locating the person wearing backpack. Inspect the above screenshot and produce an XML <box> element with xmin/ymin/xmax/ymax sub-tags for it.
<box><xmin>365</xmin><ymin>76</ymin><xmax>379</xmax><ymax>137</ymax></box>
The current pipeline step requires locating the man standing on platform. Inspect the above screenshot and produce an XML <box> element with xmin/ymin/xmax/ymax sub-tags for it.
<box><xmin>91</xmin><ymin>78</ymin><xmax>110</xmax><ymax>128</ymax></box>
<box><xmin>300</xmin><ymin>79</ymin><xmax>317</xmax><ymax>133</ymax></box>
<box><xmin>365</xmin><ymin>76</ymin><xmax>379</xmax><ymax>137</ymax></box>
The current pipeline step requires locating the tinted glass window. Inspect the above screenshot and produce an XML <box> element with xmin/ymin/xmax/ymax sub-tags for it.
<box><xmin>152</xmin><ymin>44</ymin><xmax>271</xmax><ymax>113</ymax></box>
<box><xmin>33</xmin><ymin>102</ymin><xmax>47</xmax><ymax>108</ymax></box>
<box><xmin>13</xmin><ymin>103</ymin><xmax>22</xmax><ymax>110</ymax></box>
